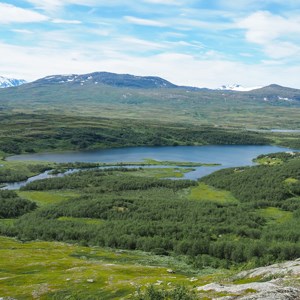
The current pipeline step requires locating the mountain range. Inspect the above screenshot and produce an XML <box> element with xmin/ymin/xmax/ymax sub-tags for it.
<box><xmin>11</xmin><ymin>71</ymin><xmax>300</xmax><ymax>102</ymax></box>
<box><xmin>2</xmin><ymin>71</ymin><xmax>300</xmax><ymax>101</ymax></box>
<box><xmin>1</xmin><ymin>71</ymin><xmax>300</xmax><ymax>128</ymax></box>
<box><xmin>21</xmin><ymin>72</ymin><xmax>268</xmax><ymax>92</ymax></box>
<box><xmin>1</xmin><ymin>72</ymin><xmax>299</xmax><ymax>96</ymax></box>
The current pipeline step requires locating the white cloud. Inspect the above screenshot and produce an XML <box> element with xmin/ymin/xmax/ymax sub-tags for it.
<box><xmin>0</xmin><ymin>3</ymin><xmax>48</xmax><ymax>24</ymax></box>
<box><xmin>143</xmin><ymin>0</ymin><xmax>181</xmax><ymax>5</ymax></box>
<box><xmin>238</xmin><ymin>11</ymin><xmax>300</xmax><ymax>58</ymax></box>
<box><xmin>86</xmin><ymin>28</ymin><xmax>112</xmax><ymax>37</ymax></box>
<box><xmin>25</xmin><ymin>0</ymin><xmax>97</xmax><ymax>12</ymax></box>
<box><xmin>264</xmin><ymin>42</ymin><xmax>300</xmax><ymax>59</ymax></box>
<box><xmin>238</xmin><ymin>11</ymin><xmax>300</xmax><ymax>43</ymax></box>
<box><xmin>124</xmin><ymin>16</ymin><xmax>167</xmax><ymax>27</ymax></box>
<box><xmin>25</xmin><ymin>0</ymin><xmax>62</xmax><ymax>12</ymax></box>
<box><xmin>2</xmin><ymin>41</ymin><xmax>300</xmax><ymax>89</ymax></box>
<box><xmin>169</xmin><ymin>17</ymin><xmax>233</xmax><ymax>32</ymax></box>
<box><xmin>117</xmin><ymin>36</ymin><xmax>167</xmax><ymax>51</ymax></box>
<box><xmin>11</xmin><ymin>29</ymin><xmax>34</xmax><ymax>34</ymax></box>
<box><xmin>52</xmin><ymin>19</ymin><xmax>82</xmax><ymax>24</ymax></box>
<box><xmin>25</xmin><ymin>0</ymin><xmax>142</xmax><ymax>12</ymax></box>
<box><xmin>217</xmin><ymin>0</ymin><xmax>300</xmax><ymax>11</ymax></box>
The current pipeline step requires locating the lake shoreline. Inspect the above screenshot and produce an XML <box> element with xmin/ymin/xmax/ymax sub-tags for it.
<box><xmin>2</xmin><ymin>144</ymin><xmax>297</xmax><ymax>190</ymax></box>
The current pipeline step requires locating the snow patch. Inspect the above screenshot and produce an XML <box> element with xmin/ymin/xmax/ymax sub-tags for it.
<box><xmin>217</xmin><ymin>84</ymin><xmax>262</xmax><ymax>92</ymax></box>
<box><xmin>278</xmin><ymin>96</ymin><xmax>294</xmax><ymax>102</ymax></box>
<box><xmin>0</xmin><ymin>76</ymin><xmax>26</xmax><ymax>88</ymax></box>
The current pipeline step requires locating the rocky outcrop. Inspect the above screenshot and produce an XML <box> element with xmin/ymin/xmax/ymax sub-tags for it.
<box><xmin>197</xmin><ymin>259</ymin><xmax>300</xmax><ymax>299</ymax></box>
<box><xmin>239</xmin><ymin>287</ymin><xmax>300</xmax><ymax>300</ymax></box>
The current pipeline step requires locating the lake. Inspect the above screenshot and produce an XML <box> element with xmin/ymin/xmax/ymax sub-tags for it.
<box><xmin>4</xmin><ymin>145</ymin><xmax>295</xmax><ymax>190</ymax></box>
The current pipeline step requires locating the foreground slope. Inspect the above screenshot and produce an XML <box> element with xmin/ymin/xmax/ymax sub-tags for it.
<box><xmin>1</xmin><ymin>235</ymin><xmax>300</xmax><ymax>299</ymax></box>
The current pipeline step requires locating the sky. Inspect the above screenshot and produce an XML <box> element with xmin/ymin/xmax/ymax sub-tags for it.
<box><xmin>1</xmin><ymin>0</ymin><xmax>300</xmax><ymax>88</ymax></box>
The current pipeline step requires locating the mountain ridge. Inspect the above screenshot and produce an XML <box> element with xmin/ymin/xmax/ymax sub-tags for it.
<box><xmin>22</xmin><ymin>71</ymin><xmax>300</xmax><ymax>104</ymax></box>
<box><xmin>12</xmin><ymin>71</ymin><xmax>300</xmax><ymax>93</ymax></box>
<box><xmin>31</xmin><ymin>72</ymin><xmax>181</xmax><ymax>89</ymax></box>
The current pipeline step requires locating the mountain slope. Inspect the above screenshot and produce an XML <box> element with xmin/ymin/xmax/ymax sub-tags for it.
<box><xmin>0</xmin><ymin>76</ymin><xmax>26</xmax><ymax>88</ymax></box>
<box><xmin>246</xmin><ymin>84</ymin><xmax>300</xmax><ymax>101</ymax></box>
<box><xmin>32</xmin><ymin>72</ymin><xmax>179</xmax><ymax>89</ymax></box>
<box><xmin>1</xmin><ymin>72</ymin><xmax>300</xmax><ymax>129</ymax></box>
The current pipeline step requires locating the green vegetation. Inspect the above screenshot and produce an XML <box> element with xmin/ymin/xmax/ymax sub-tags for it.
<box><xmin>0</xmin><ymin>158</ymin><xmax>53</xmax><ymax>184</ymax></box>
<box><xmin>257</xmin><ymin>207</ymin><xmax>293</xmax><ymax>225</ymax></box>
<box><xmin>142</xmin><ymin>159</ymin><xmax>219</xmax><ymax>167</ymax></box>
<box><xmin>134</xmin><ymin>285</ymin><xmax>197</xmax><ymax>300</ymax></box>
<box><xmin>18</xmin><ymin>191</ymin><xmax>79</xmax><ymax>206</ymax></box>
<box><xmin>0</xmin><ymin>236</ymin><xmax>217</xmax><ymax>299</ymax></box>
<box><xmin>48</xmin><ymin>160</ymin><xmax>213</xmax><ymax>178</ymax></box>
<box><xmin>1</xmin><ymin>154</ymin><xmax>300</xmax><ymax>298</ymax></box>
<box><xmin>129</xmin><ymin>167</ymin><xmax>194</xmax><ymax>178</ymax></box>
<box><xmin>254</xmin><ymin>151</ymin><xmax>300</xmax><ymax>165</ymax></box>
<box><xmin>188</xmin><ymin>183</ymin><xmax>239</xmax><ymax>204</ymax></box>
<box><xmin>1</xmin><ymin>77</ymin><xmax>300</xmax><ymax>299</ymax></box>
<box><xmin>202</xmin><ymin>158</ymin><xmax>300</xmax><ymax>208</ymax></box>
<box><xmin>0</xmin><ymin>156</ymin><xmax>299</xmax><ymax>271</ymax></box>
<box><xmin>0</xmin><ymin>190</ymin><xmax>37</xmax><ymax>218</ymax></box>
<box><xmin>1</xmin><ymin>79</ymin><xmax>300</xmax><ymax>129</ymax></box>
<box><xmin>0</xmin><ymin>113</ymin><xmax>271</xmax><ymax>156</ymax></box>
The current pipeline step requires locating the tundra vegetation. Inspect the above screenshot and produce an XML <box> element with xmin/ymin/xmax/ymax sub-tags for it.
<box><xmin>0</xmin><ymin>95</ymin><xmax>300</xmax><ymax>298</ymax></box>
<box><xmin>0</xmin><ymin>152</ymin><xmax>299</xmax><ymax>298</ymax></box>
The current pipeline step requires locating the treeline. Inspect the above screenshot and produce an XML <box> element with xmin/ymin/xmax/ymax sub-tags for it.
<box><xmin>0</xmin><ymin>113</ymin><xmax>269</xmax><ymax>154</ymax></box>
<box><xmin>0</xmin><ymin>190</ymin><xmax>37</xmax><ymax>218</ymax></box>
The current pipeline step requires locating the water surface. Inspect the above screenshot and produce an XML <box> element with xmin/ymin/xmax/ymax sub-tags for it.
<box><xmin>8</xmin><ymin>145</ymin><xmax>292</xmax><ymax>166</ymax></box>
<box><xmin>5</xmin><ymin>145</ymin><xmax>295</xmax><ymax>187</ymax></box>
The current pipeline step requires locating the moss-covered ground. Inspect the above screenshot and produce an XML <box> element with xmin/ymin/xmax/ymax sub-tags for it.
<box><xmin>0</xmin><ymin>236</ymin><xmax>227</xmax><ymax>299</ymax></box>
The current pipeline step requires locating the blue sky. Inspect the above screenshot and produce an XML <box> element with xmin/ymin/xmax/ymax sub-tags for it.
<box><xmin>1</xmin><ymin>0</ymin><xmax>300</xmax><ymax>88</ymax></box>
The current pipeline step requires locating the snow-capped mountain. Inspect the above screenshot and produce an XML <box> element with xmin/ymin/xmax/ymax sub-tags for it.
<box><xmin>217</xmin><ymin>84</ymin><xmax>262</xmax><ymax>92</ymax></box>
<box><xmin>0</xmin><ymin>76</ymin><xmax>27</xmax><ymax>88</ymax></box>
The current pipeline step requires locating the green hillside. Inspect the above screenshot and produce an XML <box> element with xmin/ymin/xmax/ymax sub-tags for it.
<box><xmin>1</xmin><ymin>154</ymin><xmax>300</xmax><ymax>298</ymax></box>
<box><xmin>1</xmin><ymin>73</ymin><xmax>300</xmax><ymax>128</ymax></box>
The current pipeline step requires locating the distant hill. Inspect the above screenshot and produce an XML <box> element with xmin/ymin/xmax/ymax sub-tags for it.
<box><xmin>244</xmin><ymin>84</ymin><xmax>300</xmax><ymax>102</ymax></box>
<box><xmin>32</xmin><ymin>72</ymin><xmax>180</xmax><ymax>89</ymax></box>
<box><xmin>1</xmin><ymin>71</ymin><xmax>300</xmax><ymax>128</ymax></box>
<box><xmin>0</xmin><ymin>76</ymin><xmax>26</xmax><ymax>88</ymax></box>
